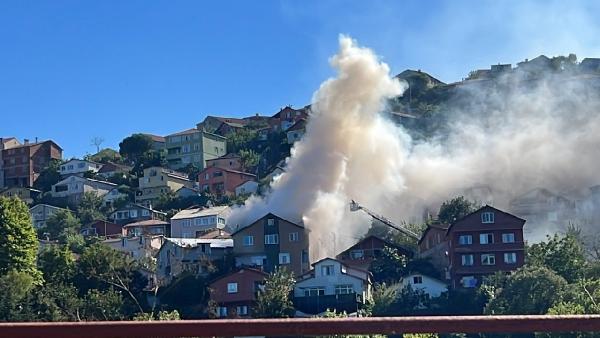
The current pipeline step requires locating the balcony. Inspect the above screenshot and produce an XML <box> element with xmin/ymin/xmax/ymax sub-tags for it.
<box><xmin>2</xmin><ymin>316</ymin><xmax>600</xmax><ymax>337</ymax></box>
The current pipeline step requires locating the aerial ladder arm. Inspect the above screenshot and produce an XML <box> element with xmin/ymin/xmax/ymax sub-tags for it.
<box><xmin>349</xmin><ymin>200</ymin><xmax>420</xmax><ymax>241</ymax></box>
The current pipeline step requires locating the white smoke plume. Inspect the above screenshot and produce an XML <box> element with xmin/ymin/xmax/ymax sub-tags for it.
<box><xmin>231</xmin><ymin>35</ymin><xmax>600</xmax><ymax>256</ymax></box>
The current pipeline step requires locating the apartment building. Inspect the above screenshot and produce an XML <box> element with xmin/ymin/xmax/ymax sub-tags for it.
<box><xmin>135</xmin><ymin>166</ymin><xmax>193</xmax><ymax>207</ymax></box>
<box><xmin>164</xmin><ymin>128</ymin><xmax>227</xmax><ymax>170</ymax></box>
<box><xmin>2</xmin><ymin>139</ymin><xmax>62</xmax><ymax>188</ymax></box>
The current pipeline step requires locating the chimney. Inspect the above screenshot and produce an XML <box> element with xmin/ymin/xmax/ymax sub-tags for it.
<box><xmin>24</xmin><ymin>139</ymin><xmax>29</xmax><ymax>145</ymax></box>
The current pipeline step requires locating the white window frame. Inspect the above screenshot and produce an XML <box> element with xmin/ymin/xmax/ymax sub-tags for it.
<box><xmin>243</xmin><ymin>235</ymin><xmax>254</xmax><ymax>246</ymax></box>
<box><xmin>461</xmin><ymin>254</ymin><xmax>474</xmax><ymax>266</ymax></box>
<box><xmin>236</xmin><ymin>305</ymin><xmax>248</xmax><ymax>316</ymax></box>
<box><xmin>481</xmin><ymin>212</ymin><xmax>495</xmax><ymax>223</ymax></box>
<box><xmin>350</xmin><ymin>249</ymin><xmax>364</xmax><ymax>259</ymax></box>
<box><xmin>289</xmin><ymin>232</ymin><xmax>299</xmax><ymax>242</ymax></box>
<box><xmin>459</xmin><ymin>235</ymin><xmax>473</xmax><ymax>245</ymax></box>
<box><xmin>321</xmin><ymin>264</ymin><xmax>334</xmax><ymax>276</ymax></box>
<box><xmin>480</xmin><ymin>233</ymin><xmax>494</xmax><ymax>244</ymax></box>
<box><xmin>267</xmin><ymin>218</ymin><xmax>275</xmax><ymax>226</ymax></box>
<box><xmin>278</xmin><ymin>252</ymin><xmax>290</xmax><ymax>265</ymax></box>
<box><xmin>481</xmin><ymin>253</ymin><xmax>496</xmax><ymax>265</ymax></box>
<box><xmin>502</xmin><ymin>233</ymin><xmax>515</xmax><ymax>243</ymax></box>
<box><xmin>264</xmin><ymin>234</ymin><xmax>279</xmax><ymax>245</ymax></box>
<box><xmin>227</xmin><ymin>282</ymin><xmax>238</xmax><ymax>293</ymax></box>
<box><xmin>504</xmin><ymin>252</ymin><xmax>517</xmax><ymax>264</ymax></box>
<box><xmin>334</xmin><ymin>284</ymin><xmax>353</xmax><ymax>295</ymax></box>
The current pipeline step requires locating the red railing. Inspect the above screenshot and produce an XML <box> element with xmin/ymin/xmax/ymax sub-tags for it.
<box><xmin>2</xmin><ymin>315</ymin><xmax>600</xmax><ymax>338</ymax></box>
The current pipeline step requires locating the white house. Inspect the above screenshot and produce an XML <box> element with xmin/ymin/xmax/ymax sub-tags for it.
<box><xmin>293</xmin><ymin>258</ymin><xmax>371</xmax><ymax>314</ymax></box>
<box><xmin>102</xmin><ymin>235</ymin><xmax>164</xmax><ymax>260</ymax></box>
<box><xmin>29</xmin><ymin>204</ymin><xmax>71</xmax><ymax>229</ymax></box>
<box><xmin>401</xmin><ymin>273</ymin><xmax>448</xmax><ymax>298</ymax></box>
<box><xmin>170</xmin><ymin>206</ymin><xmax>230</xmax><ymax>238</ymax></box>
<box><xmin>51</xmin><ymin>176</ymin><xmax>117</xmax><ymax>204</ymax></box>
<box><xmin>102</xmin><ymin>187</ymin><xmax>128</xmax><ymax>207</ymax></box>
<box><xmin>59</xmin><ymin>159</ymin><xmax>103</xmax><ymax>177</ymax></box>
<box><xmin>235</xmin><ymin>181</ymin><xmax>258</xmax><ymax>196</ymax></box>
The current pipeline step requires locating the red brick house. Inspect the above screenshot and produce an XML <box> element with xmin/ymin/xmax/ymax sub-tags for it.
<box><xmin>447</xmin><ymin>205</ymin><xmax>526</xmax><ymax>288</ymax></box>
<box><xmin>2</xmin><ymin>140</ymin><xmax>62</xmax><ymax>188</ymax></box>
<box><xmin>418</xmin><ymin>223</ymin><xmax>450</xmax><ymax>274</ymax></box>
<box><xmin>270</xmin><ymin>105</ymin><xmax>310</xmax><ymax>131</ymax></box>
<box><xmin>205</xmin><ymin>153</ymin><xmax>242</xmax><ymax>171</ymax></box>
<box><xmin>81</xmin><ymin>219</ymin><xmax>122</xmax><ymax>237</ymax></box>
<box><xmin>209</xmin><ymin>268</ymin><xmax>267</xmax><ymax>318</ymax></box>
<box><xmin>197</xmin><ymin>166</ymin><xmax>256</xmax><ymax>197</ymax></box>
<box><xmin>336</xmin><ymin>235</ymin><xmax>413</xmax><ymax>271</ymax></box>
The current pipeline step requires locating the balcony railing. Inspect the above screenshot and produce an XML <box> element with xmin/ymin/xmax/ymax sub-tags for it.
<box><xmin>3</xmin><ymin>315</ymin><xmax>600</xmax><ymax>338</ymax></box>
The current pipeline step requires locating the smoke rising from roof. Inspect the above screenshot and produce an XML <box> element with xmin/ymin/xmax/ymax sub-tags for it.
<box><xmin>230</xmin><ymin>36</ymin><xmax>600</xmax><ymax>257</ymax></box>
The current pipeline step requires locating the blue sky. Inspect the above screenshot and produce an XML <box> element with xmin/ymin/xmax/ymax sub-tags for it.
<box><xmin>1</xmin><ymin>0</ymin><xmax>599</xmax><ymax>158</ymax></box>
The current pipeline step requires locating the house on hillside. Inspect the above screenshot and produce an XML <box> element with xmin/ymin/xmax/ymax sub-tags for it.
<box><xmin>29</xmin><ymin>203</ymin><xmax>71</xmax><ymax>229</ymax></box>
<box><xmin>197</xmin><ymin>166</ymin><xmax>256</xmax><ymax>198</ymax></box>
<box><xmin>231</xmin><ymin>213</ymin><xmax>310</xmax><ymax>275</ymax></box>
<box><xmin>286</xmin><ymin>119</ymin><xmax>306</xmax><ymax>144</ymax></box>
<box><xmin>509</xmin><ymin>188</ymin><xmax>575</xmax><ymax>232</ymax></box>
<box><xmin>164</xmin><ymin>128</ymin><xmax>227</xmax><ymax>170</ymax></box>
<box><xmin>51</xmin><ymin>176</ymin><xmax>116</xmax><ymax>205</ymax></box>
<box><xmin>209</xmin><ymin>268</ymin><xmax>268</xmax><ymax>318</ymax></box>
<box><xmin>516</xmin><ymin>55</ymin><xmax>553</xmax><ymax>75</ymax></box>
<box><xmin>401</xmin><ymin>273</ymin><xmax>448</xmax><ymax>298</ymax></box>
<box><xmin>580</xmin><ymin>58</ymin><xmax>600</xmax><ymax>73</ymax></box>
<box><xmin>135</xmin><ymin>166</ymin><xmax>193</xmax><ymax>207</ymax></box>
<box><xmin>122</xmin><ymin>219</ymin><xmax>170</xmax><ymax>237</ymax></box>
<box><xmin>155</xmin><ymin>237</ymin><xmax>233</xmax><ymax>285</ymax></box>
<box><xmin>102</xmin><ymin>187</ymin><xmax>127</xmax><ymax>207</ymax></box>
<box><xmin>97</xmin><ymin>162</ymin><xmax>132</xmax><ymax>179</ymax></box>
<box><xmin>271</xmin><ymin>105</ymin><xmax>310</xmax><ymax>131</ymax></box>
<box><xmin>2</xmin><ymin>139</ymin><xmax>62</xmax><ymax>188</ymax></box>
<box><xmin>175</xmin><ymin>186</ymin><xmax>204</xmax><ymax>199</ymax></box>
<box><xmin>0</xmin><ymin>187</ymin><xmax>41</xmax><ymax>204</ymax></box>
<box><xmin>59</xmin><ymin>159</ymin><xmax>103</xmax><ymax>178</ymax></box>
<box><xmin>418</xmin><ymin>223</ymin><xmax>450</xmax><ymax>275</ymax></box>
<box><xmin>293</xmin><ymin>258</ymin><xmax>372</xmax><ymax>315</ymax></box>
<box><xmin>336</xmin><ymin>235</ymin><xmax>414</xmax><ymax>271</ymax></box>
<box><xmin>0</xmin><ymin>137</ymin><xmax>22</xmax><ymax>189</ymax></box>
<box><xmin>103</xmin><ymin>235</ymin><xmax>164</xmax><ymax>261</ymax></box>
<box><xmin>141</xmin><ymin>134</ymin><xmax>166</xmax><ymax>151</ymax></box>
<box><xmin>214</xmin><ymin>119</ymin><xmax>248</xmax><ymax>136</ymax></box>
<box><xmin>170</xmin><ymin>206</ymin><xmax>230</xmax><ymax>238</ymax></box>
<box><xmin>447</xmin><ymin>205</ymin><xmax>526</xmax><ymax>288</ymax></box>
<box><xmin>235</xmin><ymin>180</ymin><xmax>259</xmax><ymax>197</ymax></box>
<box><xmin>109</xmin><ymin>203</ymin><xmax>166</xmax><ymax>226</ymax></box>
<box><xmin>81</xmin><ymin>219</ymin><xmax>122</xmax><ymax>237</ymax></box>
<box><xmin>205</xmin><ymin>153</ymin><xmax>243</xmax><ymax>171</ymax></box>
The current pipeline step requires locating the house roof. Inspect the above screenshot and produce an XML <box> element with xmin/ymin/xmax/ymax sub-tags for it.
<box><xmin>167</xmin><ymin>128</ymin><xmax>199</xmax><ymax>137</ymax></box>
<box><xmin>62</xmin><ymin>158</ymin><xmax>102</xmax><ymax>166</ymax></box>
<box><xmin>2</xmin><ymin>186</ymin><xmax>42</xmax><ymax>193</ymax></box>
<box><xmin>113</xmin><ymin>203</ymin><xmax>167</xmax><ymax>215</ymax></box>
<box><xmin>29</xmin><ymin>203</ymin><xmax>71</xmax><ymax>213</ymax></box>
<box><xmin>54</xmin><ymin>176</ymin><xmax>117</xmax><ymax>187</ymax></box>
<box><xmin>231</xmin><ymin>212</ymin><xmax>304</xmax><ymax>236</ymax></box>
<box><xmin>417</xmin><ymin>222</ymin><xmax>449</xmax><ymax>245</ymax></box>
<box><xmin>97</xmin><ymin>162</ymin><xmax>132</xmax><ymax>173</ymax></box>
<box><xmin>199</xmin><ymin>166</ymin><xmax>256</xmax><ymax>178</ymax></box>
<box><xmin>298</xmin><ymin>257</ymin><xmax>370</xmax><ymax>280</ymax></box>
<box><xmin>171</xmin><ymin>205</ymin><xmax>230</xmax><ymax>220</ymax></box>
<box><xmin>445</xmin><ymin>205</ymin><xmax>526</xmax><ymax>235</ymax></box>
<box><xmin>123</xmin><ymin>219</ymin><xmax>170</xmax><ymax>228</ymax></box>
<box><xmin>208</xmin><ymin>267</ymin><xmax>268</xmax><ymax>286</ymax></box>
<box><xmin>337</xmin><ymin>235</ymin><xmax>414</xmax><ymax>257</ymax></box>
<box><xmin>142</xmin><ymin>134</ymin><xmax>166</xmax><ymax>143</ymax></box>
<box><xmin>287</xmin><ymin>118</ymin><xmax>307</xmax><ymax>132</ymax></box>
<box><xmin>163</xmin><ymin>237</ymin><xmax>233</xmax><ymax>249</ymax></box>
<box><xmin>7</xmin><ymin>139</ymin><xmax>62</xmax><ymax>151</ymax></box>
<box><xmin>207</xmin><ymin>153</ymin><xmax>241</xmax><ymax>161</ymax></box>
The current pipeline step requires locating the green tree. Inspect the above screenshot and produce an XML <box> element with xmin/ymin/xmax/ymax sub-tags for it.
<box><xmin>0</xmin><ymin>197</ymin><xmax>40</xmax><ymax>277</ymax></box>
<box><xmin>86</xmin><ymin>148</ymin><xmax>122</xmax><ymax>164</ymax></box>
<box><xmin>254</xmin><ymin>268</ymin><xmax>295</xmax><ymax>318</ymax></box>
<box><xmin>33</xmin><ymin>159</ymin><xmax>62</xmax><ymax>192</ymax></box>
<box><xmin>370</xmin><ymin>246</ymin><xmax>408</xmax><ymax>283</ymax></box>
<box><xmin>77</xmin><ymin>191</ymin><xmax>105</xmax><ymax>225</ymax></box>
<box><xmin>239</xmin><ymin>149</ymin><xmax>260</xmax><ymax>171</ymax></box>
<box><xmin>42</xmin><ymin>209</ymin><xmax>81</xmax><ymax>241</ymax></box>
<box><xmin>226</xmin><ymin>129</ymin><xmax>258</xmax><ymax>154</ymax></box>
<box><xmin>437</xmin><ymin>196</ymin><xmax>478</xmax><ymax>224</ymax></box>
<box><xmin>484</xmin><ymin>266</ymin><xmax>567</xmax><ymax>315</ymax></box>
<box><xmin>0</xmin><ymin>270</ymin><xmax>38</xmax><ymax>321</ymax></box>
<box><xmin>119</xmin><ymin>134</ymin><xmax>153</xmax><ymax>163</ymax></box>
<box><xmin>528</xmin><ymin>233</ymin><xmax>587</xmax><ymax>283</ymax></box>
<box><xmin>81</xmin><ymin>288</ymin><xmax>125</xmax><ymax>321</ymax></box>
<box><xmin>38</xmin><ymin>245</ymin><xmax>76</xmax><ymax>284</ymax></box>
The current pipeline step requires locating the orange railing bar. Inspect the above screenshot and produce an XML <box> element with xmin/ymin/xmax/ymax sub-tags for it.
<box><xmin>3</xmin><ymin>315</ymin><xmax>600</xmax><ymax>338</ymax></box>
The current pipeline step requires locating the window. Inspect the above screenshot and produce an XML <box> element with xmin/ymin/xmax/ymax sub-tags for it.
<box><xmin>264</xmin><ymin>234</ymin><xmax>279</xmax><ymax>244</ymax></box>
<box><xmin>502</xmin><ymin>233</ymin><xmax>515</xmax><ymax>243</ymax></box>
<box><xmin>289</xmin><ymin>232</ymin><xmax>299</xmax><ymax>242</ymax></box>
<box><xmin>481</xmin><ymin>212</ymin><xmax>495</xmax><ymax>223</ymax></box>
<box><xmin>243</xmin><ymin>235</ymin><xmax>254</xmax><ymax>246</ymax></box>
<box><xmin>182</xmin><ymin>219</ymin><xmax>192</xmax><ymax>227</ymax></box>
<box><xmin>195</xmin><ymin>218</ymin><xmax>202</xmax><ymax>226</ymax></box>
<box><xmin>459</xmin><ymin>235</ymin><xmax>473</xmax><ymax>245</ymax></box>
<box><xmin>504</xmin><ymin>252</ymin><xmax>517</xmax><ymax>264</ymax></box>
<box><xmin>227</xmin><ymin>282</ymin><xmax>238</xmax><ymax>293</ymax></box>
<box><xmin>217</xmin><ymin>307</ymin><xmax>227</xmax><ymax>317</ymax></box>
<box><xmin>413</xmin><ymin>276</ymin><xmax>423</xmax><ymax>284</ymax></box>
<box><xmin>78</xmin><ymin>162</ymin><xmax>85</xmax><ymax>168</ymax></box>
<box><xmin>142</xmin><ymin>210</ymin><xmax>150</xmax><ymax>216</ymax></box>
<box><xmin>321</xmin><ymin>265</ymin><xmax>334</xmax><ymax>276</ymax></box>
<box><xmin>335</xmin><ymin>284</ymin><xmax>353</xmax><ymax>295</ymax></box>
<box><xmin>236</xmin><ymin>306</ymin><xmax>248</xmax><ymax>316</ymax></box>
<box><xmin>61</xmin><ymin>166</ymin><xmax>66</xmax><ymax>171</ymax></box>
<box><xmin>218</xmin><ymin>217</ymin><xmax>225</xmax><ymax>225</ymax></box>
<box><xmin>267</xmin><ymin>218</ymin><xmax>275</xmax><ymax>226</ymax></box>
<box><xmin>304</xmin><ymin>287</ymin><xmax>325</xmax><ymax>297</ymax></box>
<box><xmin>481</xmin><ymin>254</ymin><xmax>496</xmax><ymax>265</ymax></box>
<box><xmin>462</xmin><ymin>254</ymin><xmax>474</xmax><ymax>266</ymax></box>
<box><xmin>204</xmin><ymin>173</ymin><xmax>209</xmax><ymax>180</ymax></box>
<box><xmin>130</xmin><ymin>210</ymin><xmax>138</xmax><ymax>218</ymax></box>
<box><xmin>350</xmin><ymin>250</ymin><xmax>364</xmax><ymax>259</ymax></box>
<box><xmin>480</xmin><ymin>233</ymin><xmax>494</xmax><ymax>244</ymax></box>
<box><xmin>213</xmin><ymin>171</ymin><xmax>223</xmax><ymax>177</ymax></box>
<box><xmin>279</xmin><ymin>253</ymin><xmax>290</xmax><ymax>264</ymax></box>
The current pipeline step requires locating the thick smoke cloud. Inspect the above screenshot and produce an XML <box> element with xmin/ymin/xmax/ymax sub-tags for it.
<box><xmin>230</xmin><ymin>35</ymin><xmax>600</xmax><ymax>258</ymax></box>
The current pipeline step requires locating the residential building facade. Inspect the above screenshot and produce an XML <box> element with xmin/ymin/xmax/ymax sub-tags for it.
<box><xmin>109</xmin><ymin>203</ymin><xmax>166</xmax><ymax>226</ymax></box>
<box><xmin>135</xmin><ymin>166</ymin><xmax>193</xmax><ymax>207</ymax></box>
<box><xmin>0</xmin><ymin>187</ymin><xmax>41</xmax><ymax>204</ymax></box>
<box><xmin>170</xmin><ymin>206</ymin><xmax>230</xmax><ymax>238</ymax></box>
<box><xmin>0</xmin><ymin>137</ymin><xmax>21</xmax><ymax>189</ymax></box>
<box><xmin>165</xmin><ymin>128</ymin><xmax>227</xmax><ymax>170</ymax></box>
<box><xmin>336</xmin><ymin>235</ymin><xmax>413</xmax><ymax>271</ymax></box>
<box><xmin>205</xmin><ymin>153</ymin><xmax>243</xmax><ymax>171</ymax></box>
<box><xmin>2</xmin><ymin>140</ymin><xmax>62</xmax><ymax>188</ymax></box>
<box><xmin>29</xmin><ymin>204</ymin><xmax>71</xmax><ymax>229</ymax></box>
<box><xmin>59</xmin><ymin>159</ymin><xmax>103</xmax><ymax>178</ymax></box>
<box><xmin>122</xmin><ymin>219</ymin><xmax>170</xmax><ymax>237</ymax></box>
<box><xmin>81</xmin><ymin>220</ymin><xmax>122</xmax><ymax>237</ymax></box>
<box><xmin>417</xmin><ymin>223</ymin><xmax>450</xmax><ymax>274</ymax></box>
<box><xmin>232</xmin><ymin>213</ymin><xmax>310</xmax><ymax>275</ymax></box>
<box><xmin>401</xmin><ymin>273</ymin><xmax>448</xmax><ymax>298</ymax></box>
<box><xmin>51</xmin><ymin>176</ymin><xmax>116</xmax><ymax>205</ymax></box>
<box><xmin>209</xmin><ymin>268</ymin><xmax>267</xmax><ymax>318</ymax></box>
<box><xmin>447</xmin><ymin>205</ymin><xmax>526</xmax><ymax>288</ymax></box>
<box><xmin>197</xmin><ymin>166</ymin><xmax>256</xmax><ymax>198</ymax></box>
<box><xmin>235</xmin><ymin>180</ymin><xmax>259</xmax><ymax>197</ymax></box>
<box><xmin>293</xmin><ymin>258</ymin><xmax>371</xmax><ymax>315</ymax></box>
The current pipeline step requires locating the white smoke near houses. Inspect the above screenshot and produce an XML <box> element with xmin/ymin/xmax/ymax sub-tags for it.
<box><xmin>230</xmin><ymin>35</ymin><xmax>600</xmax><ymax>257</ymax></box>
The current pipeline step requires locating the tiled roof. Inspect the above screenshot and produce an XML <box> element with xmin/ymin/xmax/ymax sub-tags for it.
<box><xmin>171</xmin><ymin>205</ymin><xmax>230</xmax><ymax>220</ymax></box>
